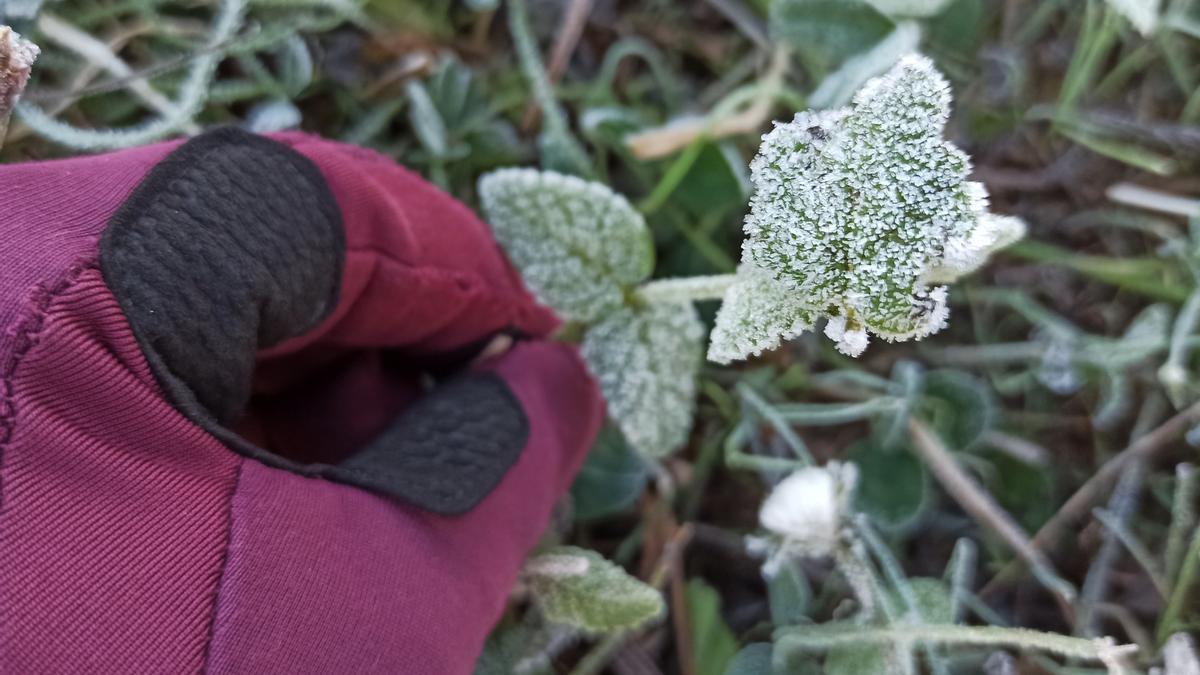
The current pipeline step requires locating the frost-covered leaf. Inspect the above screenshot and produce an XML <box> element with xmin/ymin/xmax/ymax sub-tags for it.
<box><xmin>479</xmin><ymin>169</ymin><xmax>654</xmax><ymax>323</ymax></box>
<box><xmin>709</xmin><ymin>265</ymin><xmax>816</xmax><ymax>364</ymax></box>
<box><xmin>730</xmin><ymin>54</ymin><xmax>1023</xmax><ymax>359</ymax></box>
<box><xmin>767</xmin><ymin>561</ymin><xmax>811</xmax><ymax>626</ymax></box>
<box><xmin>582</xmin><ymin>301</ymin><xmax>703</xmax><ymax>457</ymax></box>
<box><xmin>897</xmin><ymin>577</ymin><xmax>954</xmax><ymax>623</ymax></box>
<box><xmin>524</xmin><ymin>546</ymin><xmax>664</xmax><ymax>633</ymax></box>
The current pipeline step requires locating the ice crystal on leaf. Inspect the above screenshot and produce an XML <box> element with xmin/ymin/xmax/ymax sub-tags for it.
<box><xmin>478</xmin><ymin>168</ymin><xmax>654</xmax><ymax>323</ymax></box>
<box><xmin>714</xmin><ymin>54</ymin><xmax>1024</xmax><ymax>362</ymax></box>
<box><xmin>524</xmin><ymin>546</ymin><xmax>664</xmax><ymax>633</ymax></box>
<box><xmin>581</xmin><ymin>302</ymin><xmax>704</xmax><ymax>458</ymax></box>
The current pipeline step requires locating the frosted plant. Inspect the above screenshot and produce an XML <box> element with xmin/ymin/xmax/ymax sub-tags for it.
<box><xmin>479</xmin><ymin>169</ymin><xmax>702</xmax><ymax>459</ymax></box>
<box><xmin>710</xmin><ymin>54</ymin><xmax>1025</xmax><ymax>360</ymax></box>
<box><xmin>480</xmin><ymin>53</ymin><xmax>1021</xmax><ymax>459</ymax></box>
<box><xmin>522</xmin><ymin>546</ymin><xmax>664</xmax><ymax>633</ymax></box>
<box><xmin>581</xmin><ymin>302</ymin><xmax>704</xmax><ymax>459</ymax></box>
<box><xmin>479</xmin><ymin>168</ymin><xmax>654</xmax><ymax>324</ymax></box>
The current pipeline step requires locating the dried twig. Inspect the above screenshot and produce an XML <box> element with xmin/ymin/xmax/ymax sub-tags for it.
<box><xmin>907</xmin><ymin>418</ymin><xmax>1077</xmax><ymax>611</ymax></box>
<box><xmin>35</xmin><ymin>13</ymin><xmax>195</xmax><ymax>130</ymax></box>
<box><xmin>0</xmin><ymin>26</ymin><xmax>39</xmax><ymax>147</ymax></box>
<box><xmin>983</xmin><ymin>400</ymin><xmax>1200</xmax><ymax>596</ymax></box>
<box><xmin>624</xmin><ymin>46</ymin><xmax>788</xmax><ymax>160</ymax></box>
<box><xmin>520</xmin><ymin>0</ymin><xmax>592</xmax><ymax>131</ymax></box>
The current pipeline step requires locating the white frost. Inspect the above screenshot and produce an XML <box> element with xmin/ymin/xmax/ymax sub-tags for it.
<box><xmin>712</xmin><ymin>53</ymin><xmax>1024</xmax><ymax>362</ymax></box>
<box><xmin>760</xmin><ymin>462</ymin><xmax>858</xmax><ymax>560</ymax></box>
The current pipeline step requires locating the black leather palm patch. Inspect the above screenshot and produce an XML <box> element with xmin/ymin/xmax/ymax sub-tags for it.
<box><xmin>99</xmin><ymin>128</ymin><xmax>528</xmax><ymax>515</ymax></box>
<box><xmin>329</xmin><ymin>375</ymin><xmax>528</xmax><ymax>512</ymax></box>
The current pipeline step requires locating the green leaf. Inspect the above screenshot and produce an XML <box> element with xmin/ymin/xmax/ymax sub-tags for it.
<box><xmin>570</xmin><ymin>425</ymin><xmax>650</xmax><ymax>521</ymax></box>
<box><xmin>767</xmin><ymin>561</ymin><xmax>811</xmax><ymax>626</ymax></box>
<box><xmin>849</xmin><ymin>439</ymin><xmax>930</xmax><ymax>531</ymax></box>
<box><xmin>582</xmin><ymin>301</ymin><xmax>705</xmax><ymax>458</ymax></box>
<box><xmin>927</xmin><ymin>0</ymin><xmax>985</xmax><ymax>56</ymax></box>
<box><xmin>900</xmin><ymin>577</ymin><xmax>954</xmax><ymax>623</ymax></box>
<box><xmin>769</xmin><ymin>0</ymin><xmax>895</xmax><ymax>75</ymax></box>
<box><xmin>473</xmin><ymin>619</ymin><xmax>551</xmax><ymax>675</ymax></box>
<box><xmin>919</xmin><ymin>370</ymin><xmax>996</xmax><ymax>451</ymax></box>
<box><xmin>478</xmin><ymin>168</ymin><xmax>654</xmax><ymax>323</ymax></box>
<box><xmin>687</xmin><ymin>579</ymin><xmax>740</xmax><ymax>675</ymax></box>
<box><xmin>725</xmin><ymin>643</ymin><xmax>773</xmax><ymax>675</ymax></box>
<box><xmin>405</xmin><ymin>80</ymin><xmax>448</xmax><ymax>158</ymax></box>
<box><xmin>979</xmin><ymin>449</ymin><xmax>1054</xmax><ymax>532</ymax></box>
<box><xmin>524</xmin><ymin>546</ymin><xmax>664</xmax><ymax>633</ymax></box>
<box><xmin>673</xmin><ymin>142</ymin><xmax>750</xmax><ymax>220</ymax></box>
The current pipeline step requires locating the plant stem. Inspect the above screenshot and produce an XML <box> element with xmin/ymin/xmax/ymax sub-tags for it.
<box><xmin>636</xmin><ymin>274</ymin><xmax>739</xmax><ymax>304</ymax></box>
<box><xmin>506</xmin><ymin>0</ymin><xmax>592</xmax><ymax>177</ymax></box>
<box><xmin>774</xmin><ymin>623</ymin><xmax>1137</xmax><ymax>665</ymax></box>
<box><xmin>907</xmin><ymin>418</ymin><xmax>1077</xmax><ymax>611</ymax></box>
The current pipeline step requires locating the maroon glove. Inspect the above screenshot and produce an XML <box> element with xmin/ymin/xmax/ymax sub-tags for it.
<box><xmin>0</xmin><ymin>128</ymin><xmax>604</xmax><ymax>673</ymax></box>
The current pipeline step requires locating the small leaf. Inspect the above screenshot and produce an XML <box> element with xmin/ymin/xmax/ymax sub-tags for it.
<box><xmin>725</xmin><ymin>643</ymin><xmax>773</xmax><ymax>675</ymax></box>
<box><xmin>849</xmin><ymin>440</ymin><xmax>929</xmax><ymax>531</ymax></box>
<box><xmin>687</xmin><ymin>579</ymin><xmax>740</xmax><ymax>675</ymax></box>
<box><xmin>570</xmin><ymin>425</ymin><xmax>650</xmax><ymax>521</ymax></box>
<box><xmin>405</xmin><ymin>79</ymin><xmax>448</xmax><ymax>158</ymax></box>
<box><xmin>673</xmin><ymin>142</ymin><xmax>751</xmax><ymax>220</ymax></box>
<box><xmin>919</xmin><ymin>370</ymin><xmax>996</xmax><ymax>450</ymax></box>
<box><xmin>582</xmin><ymin>301</ymin><xmax>704</xmax><ymax>457</ymax></box>
<box><xmin>479</xmin><ymin>168</ymin><xmax>654</xmax><ymax>323</ymax></box>
<box><xmin>895</xmin><ymin>577</ymin><xmax>954</xmax><ymax>623</ymax></box>
<box><xmin>709</xmin><ymin>264</ymin><xmax>816</xmax><ymax>364</ymax></box>
<box><xmin>767</xmin><ymin>561</ymin><xmax>811</xmax><ymax>626</ymax></box>
<box><xmin>524</xmin><ymin>546</ymin><xmax>664</xmax><ymax>633</ymax></box>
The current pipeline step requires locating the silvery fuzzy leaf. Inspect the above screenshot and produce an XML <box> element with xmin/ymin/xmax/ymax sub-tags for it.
<box><xmin>737</xmin><ymin>54</ymin><xmax>1023</xmax><ymax>358</ymax></box>
<box><xmin>709</xmin><ymin>264</ymin><xmax>815</xmax><ymax>364</ymax></box>
<box><xmin>523</xmin><ymin>546</ymin><xmax>664</xmax><ymax>633</ymax></box>
<box><xmin>582</xmin><ymin>301</ymin><xmax>704</xmax><ymax>458</ymax></box>
<box><xmin>479</xmin><ymin>168</ymin><xmax>654</xmax><ymax>323</ymax></box>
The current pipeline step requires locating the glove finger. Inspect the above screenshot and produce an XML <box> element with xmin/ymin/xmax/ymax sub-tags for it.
<box><xmin>98</xmin><ymin>129</ymin><xmax>565</xmax><ymax>504</ymax></box>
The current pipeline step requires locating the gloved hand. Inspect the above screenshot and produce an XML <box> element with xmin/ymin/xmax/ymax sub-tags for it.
<box><xmin>0</xmin><ymin>128</ymin><xmax>604</xmax><ymax>673</ymax></box>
